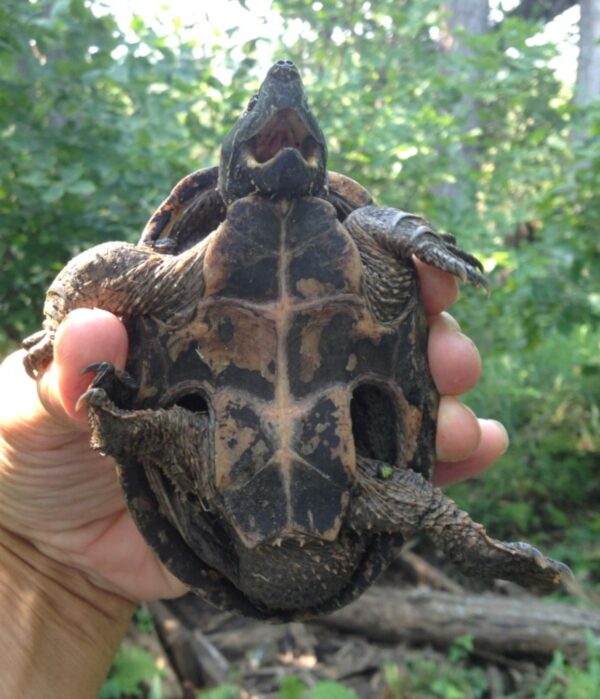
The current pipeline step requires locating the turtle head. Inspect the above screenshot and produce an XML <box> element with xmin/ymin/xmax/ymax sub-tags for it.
<box><xmin>218</xmin><ymin>60</ymin><xmax>328</xmax><ymax>204</ymax></box>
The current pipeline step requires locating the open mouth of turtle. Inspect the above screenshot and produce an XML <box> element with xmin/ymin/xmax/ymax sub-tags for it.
<box><xmin>247</xmin><ymin>109</ymin><xmax>320</xmax><ymax>166</ymax></box>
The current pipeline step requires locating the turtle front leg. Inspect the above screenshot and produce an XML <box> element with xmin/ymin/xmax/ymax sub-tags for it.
<box><xmin>350</xmin><ymin>458</ymin><xmax>570</xmax><ymax>594</ymax></box>
<box><xmin>23</xmin><ymin>240</ymin><xmax>206</xmax><ymax>378</ymax></box>
<box><xmin>80</xmin><ymin>362</ymin><xmax>220</xmax><ymax>576</ymax></box>
<box><xmin>140</xmin><ymin>166</ymin><xmax>223</xmax><ymax>252</ymax></box>
<box><xmin>79</xmin><ymin>361</ymin><xmax>208</xmax><ymax>497</ymax></box>
<box><xmin>345</xmin><ymin>205</ymin><xmax>489</xmax><ymax>289</ymax></box>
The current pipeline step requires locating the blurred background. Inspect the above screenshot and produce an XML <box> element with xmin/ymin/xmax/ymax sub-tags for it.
<box><xmin>1</xmin><ymin>1</ymin><xmax>599</xmax><ymax>697</ymax></box>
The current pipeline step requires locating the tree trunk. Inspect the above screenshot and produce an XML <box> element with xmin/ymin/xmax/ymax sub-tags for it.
<box><xmin>437</xmin><ymin>0</ymin><xmax>490</xmax><ymax>201</ymax></box>
<box><xmin>507</xmin><ymin>0</ymin><xmax>577</xmax><ymax>23</ymax></box>
<box><xmin>575</xmin><ymin>0</ymin><xmax>600</xmax><ymax>105</ymax></box>
<box><xmin>440</xmin><ymin>0</ymin><xmax>489</xmax><ymax>134</ymax></box>
<box><xmin>441</xmin><ymin>0</ymin><xmax>489</xmax><ymax>45</ymax></box>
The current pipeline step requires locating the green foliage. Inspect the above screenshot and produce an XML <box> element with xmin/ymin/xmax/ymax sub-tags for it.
<box><xmin>448</xmin><ymin>634</ymin><xmax>475</xmax><ymax>663</ymax></box>
<box><xmin>534</xmin><ymin>632</ymin><xmax>600</xmax><ymax>699</ymax></box>
<box><xmin>99</xmin><ymin>644</ymin><xmax>165</xmax><ymax>698</ymax></box>
<box><xmin>384</xmin><ymin>658</ymin><xmax>488</xmax><ymax>699</ymax></box>
<box><xmin>197</xmin><ymin>678</ymin><xmax>359</xmax><ymax>699</ymax></box>
<box><xmin>382</xmin><ymin>635</ymin><xmax>486</xmax><ymax>699</ymax></box>
<box><xmin>448</xmin><ymin>320</ymin><xmax>600</xmax><ymax>581</ymax></box>
<box><xmin>0</xmin><ymin>0</ymin><xmax>250</xmax><ymax>348</ymax></box>
<box><xmin>309</xmin><ymin>681</ymin><xmax>360</xmax><ymax>699</ymax></box>
<box><xmin>199</xmin><ymin>640</ymin><xmax>600</xmax><ymax>699</ymax></box>
<box><xmin>277</xmin><ymin>678</ymin><xmax>360</xmax><ymax>699</ymax></box>
<box><xmin>3</xmin><ymin>0</ymin><xmax>600</xmax><ymax>692</ymax></box>
<box><xmin>197</xmin><ymin>685</ymin><xmax>241</xmax><ymax>699</ymax></box>
<box><xmin>133</xmin><ymin>605</ymin><xmax>156</xmax><ymax>634</ymax></box>
<box><xmin>278</xmin><ymin>676</ymin><xmax>309</xmax><ymax>699</ymax></box>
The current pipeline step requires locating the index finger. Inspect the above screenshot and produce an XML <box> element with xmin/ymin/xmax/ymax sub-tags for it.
<box><xmin>415</xmin><ymin>260</ymin><xmax>459</xmax><ymax>316</ymax></box>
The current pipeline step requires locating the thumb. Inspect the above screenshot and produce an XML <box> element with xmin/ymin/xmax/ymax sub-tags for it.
<box><xmin>38</xmin><ymin>308</ymin><xmax>128</xmax><ymax>429</ymax></box>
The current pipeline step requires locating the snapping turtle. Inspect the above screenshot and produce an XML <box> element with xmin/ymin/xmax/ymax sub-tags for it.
<box><xmin>23</xmin><ymin>60</ymin><xmax>567</xmax><ymax>620</ymax></box>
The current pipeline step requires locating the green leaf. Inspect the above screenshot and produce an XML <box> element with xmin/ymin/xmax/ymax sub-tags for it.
<box><xmin>99</xmin><ymin>645</ymin><xmax>164</xmax><ymax>697</ymax></box>
<box><xmin>67</xmin><ymin>179</ymin><xmax>97</xmax><ymax>195</ymax></box>
<box><xmin>448</xmin><ymin>634</ymin><xmax>475</xmax><ymax>663</ymax></box>
<box><xmin>311</xmin><ymin>681</ymin><xmax>360</xmax><ymax>699</ymax></box>
<box><xmin>41</xmin><ymin>182</ymin><xmax>65</xmax><ymax>203</ymax></box>
<box><xmin>278</xmin><ymin>676</ymin><xmax>307</xmax><ymax>699</ymax></box>
<box><xmin>197</xmin><ymin>685</ymin><xmax>240</xmax><ymax>699</ymax></box>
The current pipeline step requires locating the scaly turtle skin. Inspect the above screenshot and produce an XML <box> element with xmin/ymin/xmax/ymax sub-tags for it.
<box><xmin>23</xmin><ymin>60</ymin><xmax>569</xmax><ymax>621</ymax></box>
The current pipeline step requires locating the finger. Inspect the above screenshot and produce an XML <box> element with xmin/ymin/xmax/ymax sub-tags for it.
<box><xmin>428</xmin><ymin>312</ymin><xmax>481</xmax><ymax>396</ymax></box>
<box><xmin>435</xmin><ymin>396</ymin><xmax>481</xmax><ymax>463</ymax></box>
<box><xmin>38</xmin><ymin>309</ymin><xmax>128</xmax><ymax>429</ymax></box>
<box><xmin>415</xmin><ymin>259</ymin><xmax>459</xmax><ymax>316</ymax></box>
<box><xmin>434</xmin><ymin>419</ymin><xmax>509</xmax><ymax>487</ymax></box>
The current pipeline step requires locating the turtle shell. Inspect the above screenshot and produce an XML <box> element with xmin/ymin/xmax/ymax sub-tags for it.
<box><xmin>114</xmin><ymin>190</ymin><xmax>436</xmax><ymax>620</ymax></box>
<box><xmin>139</xmin><ymin>168</ymin><xmax>372</xmax><ymax>253</ymax></box>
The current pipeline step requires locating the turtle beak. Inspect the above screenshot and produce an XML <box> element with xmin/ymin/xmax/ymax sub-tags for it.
<box><xmin>245</xmin><ymin>109</ymin><xmax>321</xmax><ymax>169</ymax></box>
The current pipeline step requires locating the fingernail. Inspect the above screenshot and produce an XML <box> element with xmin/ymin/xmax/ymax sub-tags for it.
<box><xmin>483</xmin><ymin>418</ymin><xmax>510</xmax><ymax>454</ymax></box>
<box><xmin>457</xmin><ymin>331</ymin><xmax>478</xmax><ymax>351</ymax></box>
<box><xmin>439</xmin><ymin>311</ymin><xmax>461</xmax><ymax>332</ymax></box>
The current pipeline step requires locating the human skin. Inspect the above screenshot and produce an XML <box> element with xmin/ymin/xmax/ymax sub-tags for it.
<box><xmin>0</xmin><ymin>263</ymin><xmax>507</xmax><ymax>698</ymax></box>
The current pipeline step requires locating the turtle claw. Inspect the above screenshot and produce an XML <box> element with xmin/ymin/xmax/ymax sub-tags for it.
<box><xmin>345</xmin><ymin>205</ymin><xmax>490</xmax><ymax>290</ymax></box>
<box><xmin>439</xmin><ymin>232</ymin><xmax>457</xmax><ymax>245</ymax></box>
<box><xmin>406</xmin><ymin>224</ymin><xmax>489</xmax><ymax>291</ymax></box>
<box><xmin>151</xmin><ymin>238</ymin><xmax>178</xmax><ymax>254</ymax></box>
<box><xmin>79</xmin><ymin>361</ymin><xmax>138</xmax><ymax>409</ymax></box>
<box><xmin>509</xmin><ymin>542</ymin><xmax>574</xmax><ymax>579</ymax></box>
<box><xmin>75</xmin><ymin>387</ymin><xmax>109</xmax><ymax>413</ymax></box>
<box><xmin>557</xmin><ymin>560</ymin><xmax>576</xmax><ymax>584</ymax></box>
<box><xmin>492</xmin><ymin>540</ymin><xmax>573</xmax><ymax>594</ymax></box>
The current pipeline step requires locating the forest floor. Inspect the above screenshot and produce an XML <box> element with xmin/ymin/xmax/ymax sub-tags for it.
<box><xmin>119</xmin><ymin>546</ymin><xmax>600</xmax><ymax>699</ymax></box>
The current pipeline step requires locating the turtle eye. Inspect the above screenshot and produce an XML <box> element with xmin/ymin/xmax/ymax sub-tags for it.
<box><xmin>246</xmin><ymin>94</ymin><xmax>259</xmax><ymax>113</ymax></box>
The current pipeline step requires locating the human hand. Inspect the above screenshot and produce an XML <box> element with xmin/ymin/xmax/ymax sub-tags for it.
<box><xmin>0</xmin><ymin>310</ymin><xmax>187</xmax><ymax>602</ymax></box>
<box><xmin>0</xmin><ymin>263</ymin><xmax>504</xmax><ymax>602</ymax></box>
<box><xmin>416</xmin><ymin>260</ymin><xmax>508</xmax><ymax>487</ymax></box>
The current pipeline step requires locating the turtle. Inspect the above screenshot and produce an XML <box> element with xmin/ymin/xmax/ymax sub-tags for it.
<box><xmin>23</xmin><ymin>60</ymin><xmax>568</xmax><ymax>621</ymax></box>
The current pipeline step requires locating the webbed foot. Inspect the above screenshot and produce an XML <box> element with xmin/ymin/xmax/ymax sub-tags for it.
<box><xmin>391</xmin><ymin>214</ymin><xmax>489</xmax><ymax>289</ymax></box>
<box><xmin>77</xmin><ymin>361</ymin><xmax>138</xmax><ymax>412</ymax></box>
<box><xmin>345</xmin><ymin>205</ymin><xmax>489</xmax><ymax>290</ymax></box>
<box><xmin>76</xmin><ymin>363</ymin><xmax>158</xmax><ymax>462</ymax></box>
<box><xmin>351</xmin><ymin>458</ymin><xmax>571</xmax><ymax>594</ymax></box>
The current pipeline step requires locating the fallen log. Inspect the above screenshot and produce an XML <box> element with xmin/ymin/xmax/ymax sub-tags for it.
<box><xmin>317</xmin><ymin>586</ymin><xmax>600</xmax><ymax>659</ymax></box>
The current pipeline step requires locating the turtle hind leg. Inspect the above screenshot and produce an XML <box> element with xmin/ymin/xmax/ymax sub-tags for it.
<box><xmin>351</xmin><ymin>458</ymin><xmax>570</xmax><ymax>594</ymax></box>
<box><xmin>419</xmin><ymin>489</ymin><xmax>572</xmax><ymax>594</ymax></box>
